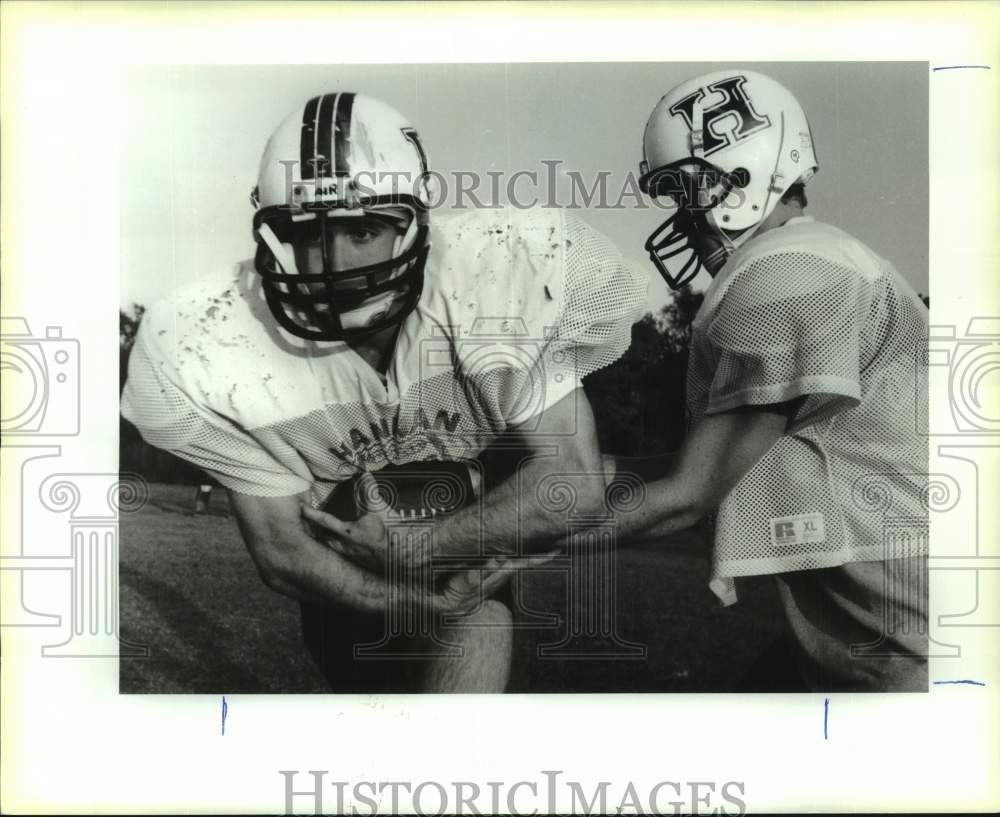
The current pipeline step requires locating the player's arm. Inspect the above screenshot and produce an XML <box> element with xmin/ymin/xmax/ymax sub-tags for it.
<box><xmin>229</xmin><ymin>490</ymin><xmax>394</xmax><ymax>612</ymax></box>
<box><xmin>612</xmin><ymin>398</ymin><xmax>803</xmax><ymax>543</ymax></box>
<box><xmin>230</xmin><ymin>490</ymin><xmax>529</xmax><ymax>613</ymax></box>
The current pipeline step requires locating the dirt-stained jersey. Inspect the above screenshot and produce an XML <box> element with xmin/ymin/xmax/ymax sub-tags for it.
<box><xmin>122</xmin><ymin>206</ymin><xmax>647</xmax><ymax>502</ymax></box>
<box><xmin>685</xmin><ymin>216</ymin><xmax>929</xmax><ymax>603</ymax></box>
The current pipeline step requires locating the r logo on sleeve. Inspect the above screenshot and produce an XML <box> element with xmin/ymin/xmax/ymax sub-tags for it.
<box><xmin>770</xmin><ymin>513</ymin><xmax>826</xmax><ymax>549</ymax></box>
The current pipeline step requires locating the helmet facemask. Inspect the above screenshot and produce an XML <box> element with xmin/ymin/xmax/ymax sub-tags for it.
<box><xmin>252</xmin><ymin>199</ymin><xmax>430</xmax><ymax>342</ymax></box>
<box><xmin>640</xmin><ymin>161</ymin><xmax>748</xmax><ymax>289</ymax></box>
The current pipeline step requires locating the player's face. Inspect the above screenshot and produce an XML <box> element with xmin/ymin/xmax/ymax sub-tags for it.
<box><xmin>292</xmin><ymin>214</ymin><xmax>401</xmax><ymax>282</ymax></box>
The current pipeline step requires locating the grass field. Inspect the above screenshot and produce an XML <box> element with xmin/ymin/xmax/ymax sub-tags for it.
<box><xmin>120</xmin><ymin>483</ymin><xmax>785</xmax><ymax>694</ymax></box>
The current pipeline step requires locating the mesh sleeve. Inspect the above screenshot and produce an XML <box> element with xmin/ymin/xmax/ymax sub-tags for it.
<box><xmin>523</xmin><ymin>211</ymin><xmax>648</xmax><ymax>416</ymax></box>
<box><xmin>703</xmin><ymin>251</ymin><xmax>866</xmax><ymax>426</ymax></box>
<box><xmin>121</xmin><ymin>318</ymin><xmax>312</xmax><ymax>497</ymax></box>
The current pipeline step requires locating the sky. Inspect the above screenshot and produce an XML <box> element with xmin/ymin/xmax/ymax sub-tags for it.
<box><xmin>120</xmin><ymin>62</ymin><xmax>928</xmax><ymax>311</ymax></box>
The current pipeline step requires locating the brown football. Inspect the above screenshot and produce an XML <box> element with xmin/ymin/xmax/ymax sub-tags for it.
<box><xmin>320</xmin><ymin>460</ymin><xmax>477</xmax><ymax>522</ymax></box>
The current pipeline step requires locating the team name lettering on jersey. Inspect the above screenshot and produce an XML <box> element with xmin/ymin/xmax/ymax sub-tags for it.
<box><xmin>330</xmin><ymin>408</ymin><xmax>463</xmax><ymax>462</ymax></box>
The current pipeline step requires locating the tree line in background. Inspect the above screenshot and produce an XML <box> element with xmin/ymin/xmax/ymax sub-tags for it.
<box><xmin>119</xmin><ymin>287</ymin><xmax>929</xmax><ymax>483</ymax></box>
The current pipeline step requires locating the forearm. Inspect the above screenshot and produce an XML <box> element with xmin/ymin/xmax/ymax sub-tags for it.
<box><xmin>259</xmin><ymin>534</ymin><xmax>395</xmax><ymax>613</ymax></box>
<box><xmin>433</xmin><ymin>454</ymin><xmax>608</xmax><ymax>556</ymax></box>
<box><xmin>611</xmin><ymin>473</ymin><xmax>706</xmax><ymax>543</ymax></box>
<box><xmin>606</xmin><ymin>403</ymin><xmax>797</xmax><ymax>544</ymax></box>
<box><xmin>230</xmin><ymin>490</ymin><xmax>398</xmax><ymax>614</ymax></box>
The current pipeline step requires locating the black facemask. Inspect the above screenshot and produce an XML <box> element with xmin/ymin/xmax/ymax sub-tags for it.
<box><xmin>252</xmin><ymin>199</ymin><xmax>430</xmax><ymax>341</ymax></box>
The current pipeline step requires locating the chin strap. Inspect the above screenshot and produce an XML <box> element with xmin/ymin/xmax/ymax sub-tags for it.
<box><xmin>395</xmin><ymin>214</ymin><xmax>419</xmax><ymax>257</ymax></box>
<box><xmin>689</xmin><ymin>96</ymin><xmax>705</xmax><ymax>158</ymax></box>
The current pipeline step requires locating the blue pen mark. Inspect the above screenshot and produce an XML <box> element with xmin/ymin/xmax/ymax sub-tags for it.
<box><xmin>933</xmin><ymin>679</ymin><xmax>986</xmax><ymax>686</ymax></box>
<box><xmin>933</xmin><ymin>65</ymin><xmax>991</xmax><ymax>71</ymax></box>
<box><xmin>221</xmin><ymin>696</ymin><xmax>229</xmax><ymax>735</ymax></box>
<box><xmin>823</xmin><ymin>697</ymin><xmax>829</xmax><ymax>740</ymax></box>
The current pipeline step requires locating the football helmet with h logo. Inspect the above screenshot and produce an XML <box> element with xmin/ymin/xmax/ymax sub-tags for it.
<box><xmin>639</xmin><ymin>70</ymin><xmax>819</xmax><ymax>289</ymax></box>
<box><xmin>252</xmin><ymin>93</ymin><xmax>433</xmax><ymax>340</ymax></box>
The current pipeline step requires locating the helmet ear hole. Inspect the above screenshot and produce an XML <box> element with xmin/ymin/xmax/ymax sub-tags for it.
<box><xmin>730</xmin><ymin>167</ymin><xmax>751</xmax><ymax>188</ymax></box>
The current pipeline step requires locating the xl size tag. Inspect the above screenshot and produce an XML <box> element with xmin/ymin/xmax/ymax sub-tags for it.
<box><xmin>769</xmin><ymin>513</ymin><xmax>826</xmax><ymax>548</ymax></box>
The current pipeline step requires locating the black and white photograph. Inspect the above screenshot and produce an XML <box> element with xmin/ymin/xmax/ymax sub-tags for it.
<box><xmin>2</xmin><ymin>2</ymin><xmax>998</xmax><ymax>815</ymax></box>
<box><xmin>118</xmin><ymin>61</ymin><xmax>930</xmax><ymax>696</ymax></box>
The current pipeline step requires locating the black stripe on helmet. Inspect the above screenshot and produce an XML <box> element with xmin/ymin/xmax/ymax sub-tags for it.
<box><xmin>334</xmin><ymin>92</ymin><xmax>355</xmax><ymax>176</ymax></box>
<box><xmin>299</xmin><ymin>96</ymin><xmax>320</xmax><ymax>181</ymax></box>
<box><xmin>315</xmin><ymin>93</ymin><xmax>336</xmax><ymax>178</ymax></box>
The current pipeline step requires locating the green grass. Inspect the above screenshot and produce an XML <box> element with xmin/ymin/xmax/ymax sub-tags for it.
<box><xmin>120</xmin><ymin>483</ymin><xmax>784</xmax><ymax>693</ymax></box>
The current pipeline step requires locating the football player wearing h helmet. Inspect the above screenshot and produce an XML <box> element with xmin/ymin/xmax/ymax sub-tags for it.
<box><xmin>609</xmin><ymin>69</ymin><xmax>929</xmax><ymax>691</ymax></box>
<box><xmin>638</xmin><ymin>70</ymin><xmax>818</xmax><ymax>289</ymax></box>
<box><xmin>122</xmin><ymin>91</ymin><xmax>647</xmax><ymax>692</ymax></box>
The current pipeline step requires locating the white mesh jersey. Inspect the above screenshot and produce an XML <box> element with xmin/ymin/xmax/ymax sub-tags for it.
<box><xmin>686</xmin><ymin>216</ymin><xmax>929</xmax><ymax>602</ymax></box>
<box><xmin>122</xmin><ymin>206</ymin><xmax>647</xmax><ymax>502</ymax></box>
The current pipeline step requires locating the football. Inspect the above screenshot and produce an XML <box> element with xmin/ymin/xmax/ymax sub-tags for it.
<box><xmin>320</xmin><ymin>460</ymin><xmax>478</xmax><ymax>522</ymax></box>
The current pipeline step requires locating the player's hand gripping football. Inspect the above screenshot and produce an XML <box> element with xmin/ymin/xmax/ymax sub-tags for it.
<box><xmin>301</xmin><ymin>471</ymin><xmax>557</xmax><ymax>612</ymax></box>
<box><xmin>301</xmin><ymin>472</ymin><xmax>427</xmax><ymax>569</ymax></box>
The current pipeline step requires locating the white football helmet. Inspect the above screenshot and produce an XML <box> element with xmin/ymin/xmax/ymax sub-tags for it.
<box><xmin>251</xmin><ymin>93</ymin><xmax>432</xmax><ymax>340</ymax></box>
<box><xmin>639</xmin><ymin>70</ymin><xmax>819</xmax><ymax>288</ymax></box>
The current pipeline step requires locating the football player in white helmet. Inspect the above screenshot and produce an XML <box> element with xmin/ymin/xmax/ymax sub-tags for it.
<box><xmin>122</xmin><ymin>91</ymin><xmax>647</xmax><ymax>692</ymax></box>
<box><xmin>638</xmin><ymin>69</ymin><xmax>819</xmax><ymax>289</ymax></box>
<box><xmin>610</xmin><ymin>69</ymin><xmax>929</xmax><ymax>691</ymax></box>
<box><xmin>250</xmin><ymin>93</ymin><xmax>432</xmax><ymax>342</ymax></box>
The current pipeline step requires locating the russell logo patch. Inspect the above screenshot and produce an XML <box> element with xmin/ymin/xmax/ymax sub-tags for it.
<box><xmin>769</xmin><ymin>513</ymin><xmax>826</xmax><ymax>548</ymax></box>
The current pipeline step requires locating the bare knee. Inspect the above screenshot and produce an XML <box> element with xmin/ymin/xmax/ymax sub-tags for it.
<box><xmin>422</xmin><ymin>599</ymin><xmax>514</xmax><ymax>692</ymax></box>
